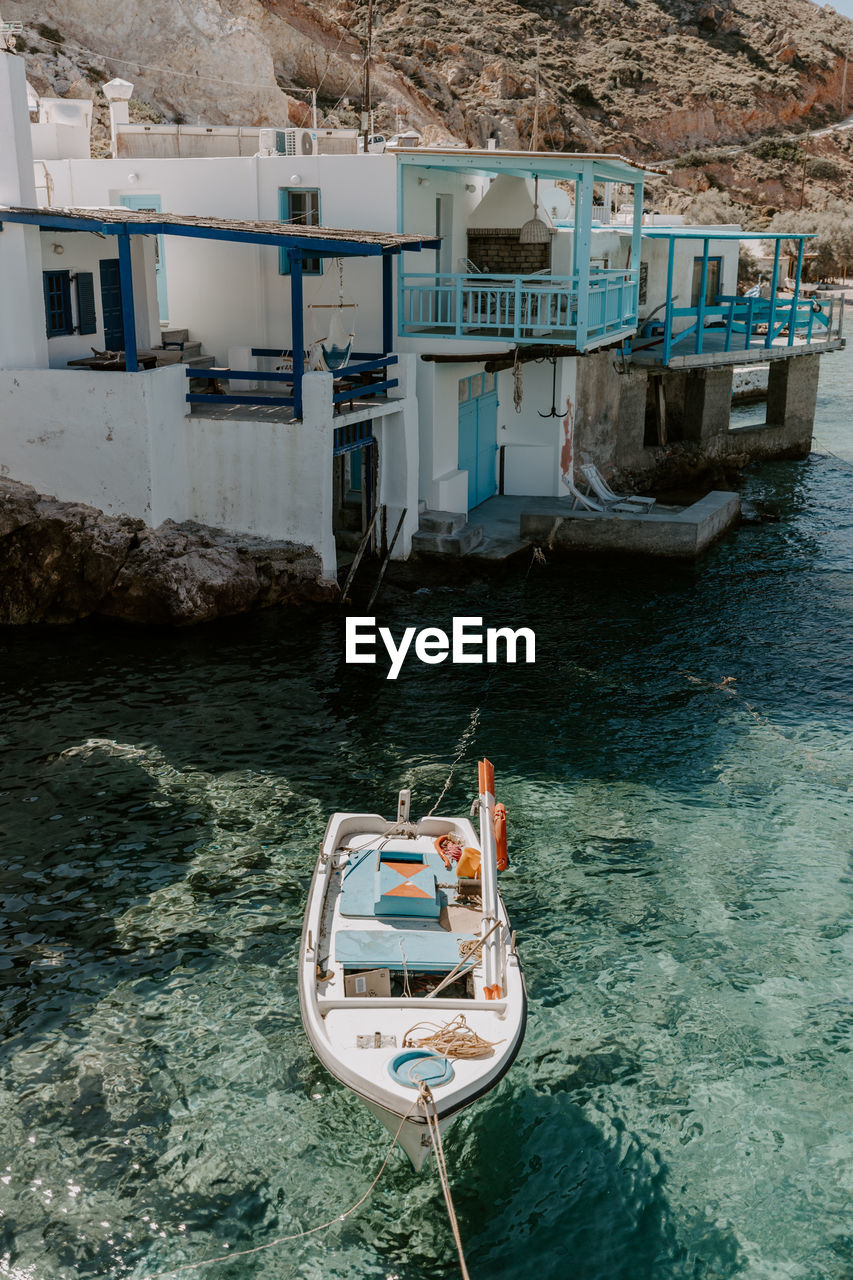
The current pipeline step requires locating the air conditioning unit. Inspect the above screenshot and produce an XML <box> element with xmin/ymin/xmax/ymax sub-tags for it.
<box><xmin>258</xmin><ymin>127</ymin><xmax>318</xmax><ymax>157</ymax></box>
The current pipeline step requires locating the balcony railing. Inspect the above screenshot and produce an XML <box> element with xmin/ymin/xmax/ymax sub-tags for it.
<box><xmin>185</xmin><ymin>353</ymin><xmax>399</xmax><ymax>418</ymax></box>
<box><xmin>634</xmin><ymin>293</ymin><xmax>845</xmax><ymax>366</ymax></box>
<box><xmin>399</xmin><ymin>269</ymin><xmax>639</xmax><ymax>348</ymax></box>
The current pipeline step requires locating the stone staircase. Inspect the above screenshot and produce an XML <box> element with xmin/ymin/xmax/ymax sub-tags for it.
<box><xmin>156</xmin><ymin>326</ymin><xmax>215</xmax><ymax>370</ymax></box>
<box><xmin>411</xmin><ymin>509</ymin><xmax>484</xmax><ymax>557</ymax></box>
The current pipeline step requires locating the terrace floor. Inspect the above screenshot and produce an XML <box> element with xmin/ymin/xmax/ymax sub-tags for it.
<box><xmin>631</xmin><ymin>329</ymin><xmax>845</xmax><ymax>368</ymax></box>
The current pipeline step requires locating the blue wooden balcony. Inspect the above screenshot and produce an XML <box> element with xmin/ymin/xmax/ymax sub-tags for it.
<box><xmin>632</xmin><ymin>228</ymin><xmax>845</xmax><ymax>368</ymax></box>
<box><xmin>399</xmin><ymin>269</ymin><xmax>639</xmax><ymax>350</ymax></box>
<box><xmin>631</xmin><ymin>293</ymin><xmax>845</xmax><ymax>368</ymax></box>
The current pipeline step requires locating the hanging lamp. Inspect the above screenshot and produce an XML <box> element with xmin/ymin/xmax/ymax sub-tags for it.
<box><xmin>520</xmin><ymin>174</ymin><xmax>550</xmax><ymax>244</ymax></box>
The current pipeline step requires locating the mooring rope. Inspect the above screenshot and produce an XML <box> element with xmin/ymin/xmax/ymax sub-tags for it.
<box><xmin>418</xmin><ymin>1083</ymin><xmax>472</xmax><ymax>1280</ymax></box>
<box><xmin>127</xmin><ymin>1096</ymin><xmax>423</xmax><ymax>1280</ymax></box>
<box><xmin>424</xmin><ymin>706</ymin><xmax>481</xmax><ymax>818</ymax></box>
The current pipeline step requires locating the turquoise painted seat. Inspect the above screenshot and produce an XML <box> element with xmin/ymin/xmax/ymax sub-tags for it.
<box><xmin>340</xmin><ymin>848</ymin><xmax>456</xmax><ymax>919</ymax></box>
<box><xmin>335</xmin><ymin>928</ymin><xmax>475</xmax><ymax>971</ymax></box>
<box><xmin>375</xmin><ymin>855</ymin><xmax>439</xmax><ymax>919</ymax></box>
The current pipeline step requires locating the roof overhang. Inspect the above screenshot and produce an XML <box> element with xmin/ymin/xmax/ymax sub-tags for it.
<box><xmin>0</xmin><ymin>205</ymin><xmax>440</xmax><ymax>256</ymax></box>
<box><xmin>642</xmin><ymin>229</ymin><xmax>817</xmax><ymax>241</ymax></box>
<box><xmin>394</xmin><ymin>147</ymin><xmax>661</xmax><ymax>185</ymax></box>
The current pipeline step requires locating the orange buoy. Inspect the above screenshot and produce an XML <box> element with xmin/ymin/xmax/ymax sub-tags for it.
<box><xmin>493</xmin><ymin>802</ymin><xmax>508</xmax><ymax>871</ymax></box>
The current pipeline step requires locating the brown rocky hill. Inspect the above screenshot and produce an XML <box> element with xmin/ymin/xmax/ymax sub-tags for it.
<box><xmin>9</xmin><ymin>0</ymin><xmax>853</xmax><ymax>212</ymax></box>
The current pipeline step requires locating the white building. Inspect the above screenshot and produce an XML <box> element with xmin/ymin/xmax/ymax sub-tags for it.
<box><xmin>1</xmin><ymin>53</ymin><xmax>844</xmax><ymax>577</ymax></box>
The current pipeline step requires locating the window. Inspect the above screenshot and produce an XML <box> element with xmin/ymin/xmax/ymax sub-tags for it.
<box><xmin>691</xmin><ymin>256</ymin><xmax>721</xmax><ymax>307</ymax></box>
<box><xmin>278</xmin><ymin>188</ymin><xmax>322</xmax><ymax>275</ymax></box>
<box><xmin>42</xmin><ymin>270</ymin><xmax>73</xmax><ymax>337</ymax></box>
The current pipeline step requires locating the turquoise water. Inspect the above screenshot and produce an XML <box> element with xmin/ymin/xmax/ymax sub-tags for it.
<box><xmin>1</xmin><ymin>349</ymin><xmax>853</xmax><ymax>1280</ymax></box>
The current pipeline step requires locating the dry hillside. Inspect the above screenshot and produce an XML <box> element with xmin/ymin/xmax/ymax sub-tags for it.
<box><xmin>9</xmin><ymin>0</ymin><xmax>853</xmax><ymax>213</ymax></box>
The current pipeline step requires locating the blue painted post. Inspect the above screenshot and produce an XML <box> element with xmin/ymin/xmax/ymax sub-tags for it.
<box><xmin>117</xmin><ymin>229</ymin><xmax>138</xmax><ymax>372</ymax></box>
<box><xmin>696</xmin><ymin>237</ymin><xmax>709</xmax><ymax>355</ymax></box>
<box><xmin>725</xmin><ymin>297</ymin><xmax>735</xmax><ymax>353</ymax></box>
<box><xmin>766</xmin><ymin>238</ymin><xmax>781</xmax><ymax>350</ymax></box>
<box><xmin>382</xmin><ymin>251</ymin><xmax>394</xmax><ymax>354</ymax></box>
<box><xmin>629</xmin><ymin>175</ymin><xmax>643</xmax><ymax>324</ymax></box>
<box><xmin>571</xmin><ymin>179</ymin><xmax>579</xmax><ymax>279</ymax></box>
<box><xmin>663</xmin><ymin>235</ymin><xmax>675</xmax><ymax>366</ymax></box>
<box><xmin>574</xmin><ymin>160</ymin><xmax>594</xmax><ymax>350</ymax></box>
<box><xmin>289</xmin><ymin>250</ymin><xmax>304</xmax><ymax>419</ymax></box>
<box><xmin>788</xmin><ymin>236</ymin><xmax>805</xmax><ymax>347</ymax></box>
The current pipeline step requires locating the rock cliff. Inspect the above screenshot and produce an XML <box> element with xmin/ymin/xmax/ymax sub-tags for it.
<box><xmin>9</xmin><ymin>0</ymin><xmax>853</xmax><ymax>161</ymax></box>
<box><xmin>0</xmin><ymin>480</ymin><xmax>333</xmax><ymax>625</ymax></box>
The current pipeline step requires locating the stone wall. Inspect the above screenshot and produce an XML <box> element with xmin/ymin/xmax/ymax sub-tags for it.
<box><xmin>466</xmin><ymin>231</ymin><xmax>550</xmax><ymax>275</ymax></box>
<box><xmin>575</xmin><ymin>349</ymin><xmax>825</xmax><ymax>489</ymax></box>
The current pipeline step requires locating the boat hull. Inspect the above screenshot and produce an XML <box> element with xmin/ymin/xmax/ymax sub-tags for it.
<box><xmin>298</xmin><ymin>810</ymin><xmax>527</xmax><ymax>1170</ymax></box>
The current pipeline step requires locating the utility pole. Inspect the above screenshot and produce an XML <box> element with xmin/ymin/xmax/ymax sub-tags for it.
<box><xmin>362</xmin><ymin>0</ymin><xmax>373</xmax><ymax>153</ymax></box>
<box><xmin>530</xmin><ymin>36</ymin><xmax>541</xmax><ymax>152</ymax></box>
<box><xmin>842</xmin><ymin>43</ymin><xmax>850</xmax><ymax>116</ymax></box>
<box><xmin>798</xmin><ymin>128</ymin><xmax>809</xmax><ymax>210</ymax></box>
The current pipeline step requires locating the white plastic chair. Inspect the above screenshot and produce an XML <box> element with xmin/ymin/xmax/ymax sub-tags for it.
<box><xmin>579</xmin><ymin>464</ymin><xmax>655</xmax><ymax>513</ymax></box>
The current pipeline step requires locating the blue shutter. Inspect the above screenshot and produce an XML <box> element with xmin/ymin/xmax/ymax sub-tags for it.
<box><xmin>76</xmin><ymin>272</ymin><xmax>97</xmax><ymax>335</ymax></box>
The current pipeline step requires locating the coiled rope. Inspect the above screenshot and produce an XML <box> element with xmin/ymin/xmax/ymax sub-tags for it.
<box><xmin>404</xmin><ymin>1012</ymin><xmax>500</xmax><ymax>1059</ymax></box>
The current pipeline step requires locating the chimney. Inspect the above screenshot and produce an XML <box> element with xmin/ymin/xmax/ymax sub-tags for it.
<box><xmin>0</xmin><ymin>50</ymin><xmax>49</xmax><ymax>367</ymax></box>
<box><xmin>102</xmin><ymin>77</ymin><xmax>133</xmax><ymax>158</ymax></box>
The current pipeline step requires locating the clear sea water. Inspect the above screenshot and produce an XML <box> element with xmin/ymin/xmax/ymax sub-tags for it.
<box><xmin>1</xmin><ymin>346</ymin><xmax>852</xmax><ymax>1280</ymax></box>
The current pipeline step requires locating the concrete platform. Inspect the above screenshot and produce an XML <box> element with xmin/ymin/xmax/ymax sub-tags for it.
<box><xmin>518</xmin><ymin>490</ymin><xmax>740</xmax><ymax>559</ymax></box>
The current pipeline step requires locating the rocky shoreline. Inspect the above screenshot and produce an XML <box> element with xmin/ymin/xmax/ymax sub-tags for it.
<box><xmin>0</xmin><ymin>478</ymin><xmax>335</xmax><ymax>626</ymax></box>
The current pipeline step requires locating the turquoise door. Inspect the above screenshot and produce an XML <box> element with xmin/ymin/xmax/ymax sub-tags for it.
<box><xmin>99</xmin><ymin>259</ymin><xmax>124</xmax><ymax>349</ymax></box>
<box><xmin>120</xmin><ymin>194</ymin><xmax>168</xmax><ymax>321</ymax></box>
<box><xmin>458</xmin><ymin>372</ymin><xmax>498</xmax><ymax>509</ymax></box>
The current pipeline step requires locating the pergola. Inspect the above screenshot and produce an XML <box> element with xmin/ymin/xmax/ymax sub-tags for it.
<box><xmin>0</xmin><ymin>205</ymin><xmax>439</xmax><ymax>415</ymax></box>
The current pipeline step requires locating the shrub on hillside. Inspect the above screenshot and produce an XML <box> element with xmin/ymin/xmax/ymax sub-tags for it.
<box><xmin>749</xmin><ymin>138</ymin><xmax>803</xmax><ymax>165</ymax></box>
<box><xmin>806</xmin><ymin>158</ymin><xmax>840</xmax><ymax>180</ymax></box>
<box><xmin>764</xmin><ymin>206</ymin><xmax>853</xmax><ymax>277</ymax></box>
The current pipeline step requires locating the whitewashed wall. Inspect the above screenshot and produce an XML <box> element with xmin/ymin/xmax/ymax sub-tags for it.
<box><xmin>0</xmin><ymin>366</ymin><xmax>175</xmax><ymax>517</ymax></box>
<box><xmin>0</xmin><ymin>365</ymin><xmax>341</xmax><ymax>576</ymax></box>
<box><xmin>41</xmin><ymin>154</ymin><xmax>405</xmax><ymax>365</ymax></box>
<box><xmin>0</xmin><ymin>52</ymin><xmax>49</xmax><ymax>370</ymax></box>
<box><xmin>640</xmin><ymin>230</ymin><xmax>741</xmax><ymax>329</ymax></box>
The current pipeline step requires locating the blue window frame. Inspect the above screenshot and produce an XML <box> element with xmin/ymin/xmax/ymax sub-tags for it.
<box><xmin>278</xmin><ymin>188</ymin><xmax>322</xmax><ymax>275</ymax></box>
<box><xmin>43</xmin><ymin>270</ymin><xmax>73</xmax><ymax>337</ymax></box>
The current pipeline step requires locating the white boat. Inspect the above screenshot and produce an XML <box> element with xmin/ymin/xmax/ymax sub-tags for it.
<box><xmin>298</xmin><ymin>760</ymin><xmax>526</xmax><ymax>1170</ymax></box>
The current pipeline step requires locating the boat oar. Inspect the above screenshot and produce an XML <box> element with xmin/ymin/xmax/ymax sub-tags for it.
<box><xmin>424</xmin><ymin>919</ymin><xmax>503</xmax><ymax>999</ymax></box>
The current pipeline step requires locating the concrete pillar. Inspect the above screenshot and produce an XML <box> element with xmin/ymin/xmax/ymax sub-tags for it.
<box><xmin>301</xmin><ymin>371</ymin><xmax>336</xmax><ymax>579</ymax></box>
<box><xmin>381</xmin><ymin>351</ymin><xmax>419</xmax><ymax>556</ymax></box>
<box><xmin>613</xmin><ymin>366</ymin><xmax>648</xmax><ymax>470</ymax></box>
<box><xmin>682</xmin><ymin>366</ymin><xmax>733</xmax><ymax>444</ymax></box>
<box><xmin>0</xmin><ymin>51</ymin><xmax>49</xmax><ymax>369</ymax></box>
<box><xmin>766</xmin><ymin>354</ymin><xmax>820</xmax><ymax>448</ymax></box>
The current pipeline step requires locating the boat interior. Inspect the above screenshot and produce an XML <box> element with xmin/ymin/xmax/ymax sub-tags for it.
<box><xmin>318</xmin><ymin>823</ymin><xmax>493</xmax><ymax>1003</ymax></box>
